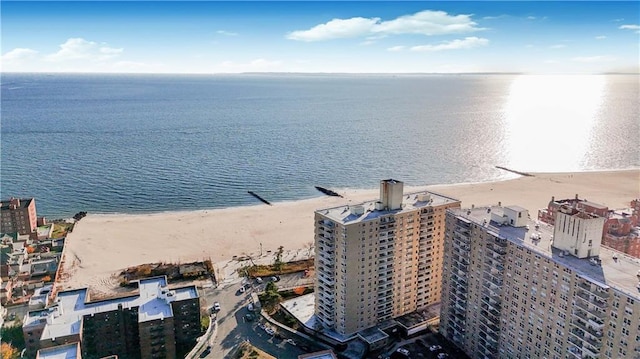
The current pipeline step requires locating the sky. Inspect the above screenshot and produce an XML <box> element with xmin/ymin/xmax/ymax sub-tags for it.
<box><xmin>1</xmin><ymin>1</ymin><xmax>639</xmax><ymax>74</ymax></box>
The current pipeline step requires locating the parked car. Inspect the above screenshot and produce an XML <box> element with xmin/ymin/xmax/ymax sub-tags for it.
<box><xmin>265</xmin><ymin>327</ymin><xmax>275</xmax><ymax>335</ymax></box>
<box><xmin>212</xmin><ymin>302</ymin><xmax>221</xmax><ymax>312</ymax></box>
<box><xmin>285</xmin><ymin>338</ymin><xmax>297</xmax><ymax>346</ymax></box>
<box><xmin>199</xmin><ymin>345</ymin><xmax>211</xmax><ymax>358</ymax></box>
<box><xmin>437</xmin><ymin>354</ymin><xmax>449</xmax><ymax>359</ymax></box>
<box><xmin>247</xmin><ymin>303</ymin><xmax>255</xmax><ymax>312</ymax></box>
<box><xmin>271</xmin><ymin>276</ymin><xmax>280</xmax><ymax>282</ymax></box>
<box><xmin>239</xmin><ymin>286</ymin><xmax>246</xmax><ymax>293</ymax></box>
<box><xmin>245</xmin><ymin>313</ymin><xmax>255</xmax><ymax>322</ymax></box>
<box><xmin>429</xmin><ymin>345</ymin><xmax>442</xmax><ymax>352</ymax></box>
<box><xmin>396</xmin><ymin>347</ymin><xmax>410</xmax><ymax>356</ymax></box>
<box><xmin>256</xmin><ymin>277</ymin><xmax>263</xmax><ymax>284</ymax></box>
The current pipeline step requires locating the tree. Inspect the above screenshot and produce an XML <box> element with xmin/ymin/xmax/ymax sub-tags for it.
<box><xmin>273</xmin><ymin>246</ymin><xmax>284</xmax><ymax>272</ymax></box>
<box><xmin>0</xmin><ymin>325</ymin><xmax>24</xmax><ymax>350</ymax></box>
<box><xmin>1</xmin><ymin>343</ymin><xmax>19</xmax><ymax>359</ymax></box>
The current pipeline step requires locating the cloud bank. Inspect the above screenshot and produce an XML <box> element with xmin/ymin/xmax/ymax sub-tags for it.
<box><xmin>287</xmin><ymin>10</ymin><xmax>483</xmax><ymax>41</ymax></box>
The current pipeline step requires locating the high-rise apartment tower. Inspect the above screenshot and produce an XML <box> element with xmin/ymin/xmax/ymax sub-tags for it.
<box><xmin>314</xmin><ymin>179</ymin><xmax>460</xmax><ymax>336</ymax></box>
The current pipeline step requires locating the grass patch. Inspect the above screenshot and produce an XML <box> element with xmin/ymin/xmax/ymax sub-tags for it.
<box><xmin>241</xmin><ymin>258</ymin><xmax>313</xmax><ymax>278</ymax></box>
<box><xmin>233</xmin><ymin>341</ymin><xmax>276</xmax><ymax>359</ymax></box>
<box><xmin>271</xmin><ymin>310</ymin><xmax>299</xmax><ymax>330</ymax></box>
<box><xmin>51</xmin><ymin>222</ymin><xmax>75</xmax><ymax>239</ymax></box>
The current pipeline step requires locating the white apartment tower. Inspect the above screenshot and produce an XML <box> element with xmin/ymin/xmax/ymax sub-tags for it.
<box><xmin>314</xmin><ymin>179</ymin><xmax>460</xmax><ymax>336</ymax></box>
<box><xmin>441</xmin><ymin>205</ymin><xmax>640</xmax><ymax>359</ymax></box>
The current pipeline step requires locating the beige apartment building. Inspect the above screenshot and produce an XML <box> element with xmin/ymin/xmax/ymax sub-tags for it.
<box><xmin>441</xmin><ymin>205</ymin><xmax>640</xmax><ymax>359</ymax></box>
<box><xmin>314</xmin><ymin>179</ymin><xmax>460</xmax><ymax>336</ymax></box>
<box><xmin>1</xmin><ymin>197</ymin><xmax>37</xmax><ymax>235</ymax></box>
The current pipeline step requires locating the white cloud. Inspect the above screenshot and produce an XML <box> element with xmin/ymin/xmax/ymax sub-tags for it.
<box><xmin>571</xmin><ymin>55</ymin><xmax>616</xmax><ymax>63</ymax></box>
<box><xmin>359</xmin><ymin>40</ymin><xmax>376</xmax><ymax>46</ymax></box>
<box><xmin>549</xmin><ymin>44</ymin><xmax>566</xmax><ymax>49</ymax></box>
<box><xmin>410</xmin><ymin>37</ymin><xmax>489</xmax><ymax>52</ymax></box>
<box><xmin>216</xmin><ymin>30</ymin><xmax>238</xmax><ymax>36</ymax></box>
<box><xmin>387</xmin><ymin>46</ymin><xmax>406</xmax><ymax>52</ymax></box>
<box><xmin>619</xmin><ymin>24</ymin><xmax>640</xmax><ymax>33</ymax></box>
<box><xmin>287</xmin><ymin>17</ymin><xmax>379</xmax><ymax>41</ymax></box>
<box><xmin>595</xmin><ymin>35</ymin><xmax>607</xmax><ymax>40</ymax></box>
<box><xmin>527</xmin><ymin>16</ymin><xmax>537</xmax><ymax>20</ymax></box>
<box><xmin>483</xmin><ymin>15</ymin><xmax>508</xmax><ymax>20</ymax></box>
<box><xmin>46</xmin><ymin>38</ymin><xmax>123</xmax><ymax>62</ymax></box>
<box><xmin>286</xmin><ymin>10</ymin><xmax>483</xmax><ymax>42</ymax></box>
<box><xmin>1</xmin><ymin>48</ymin><xmax>38</xmax><ymax>63</ymax></box>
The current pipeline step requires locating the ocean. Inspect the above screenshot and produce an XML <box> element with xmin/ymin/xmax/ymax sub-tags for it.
<box><xmin>1</xmin><ymin>73</ymin><xmax>638</xmax><ymax>217</ymax></box>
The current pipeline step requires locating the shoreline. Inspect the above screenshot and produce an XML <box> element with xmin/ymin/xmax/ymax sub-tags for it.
<box><xmin>58</xmin><ymin>169</ymin><xmax>639</xmax><ymax>293</ymax></box>
<box><xmin>55</xmin><ymin>167</ymin><xmax>639</xmax><ymax>219</ymax></box>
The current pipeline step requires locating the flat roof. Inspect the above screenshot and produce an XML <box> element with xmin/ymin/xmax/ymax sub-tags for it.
<box><xmin>317</xmin><ymin>190</ymin><xmax>460</xmax><ymax>224</ymax></box>
<box><xmin>450</xmin><ymin>207</ymin><xmax>640</xmax><ymax>299</ymax></box>
<box><xmin>24</xmin><ymin>276</ymin><xmax>198</xmax><ymax>341</ymax></box>
<box><xmin>1</xmin><ymin>198</ymin><xmax>33</xmax><ymax>210</ymax></box>
<box><xmin>298</xmin><ymin>350</ymin><xmax>337</xmax><ymax>359</ymax></box>
<box><xmin>36</xmin><ymin>342</ymin><xmax>79</xmax><ymax>359</ymax></box>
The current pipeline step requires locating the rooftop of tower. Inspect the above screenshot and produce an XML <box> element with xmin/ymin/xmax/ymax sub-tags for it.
<box><xmin>316</xmin><ymin>190</ymin><xmax>460</xmax><ymax>225</ymax></box>
<box><xmin>449</xmin><ymin>206</ymin><xmax>640</xmax><ymax>299</ymax></box>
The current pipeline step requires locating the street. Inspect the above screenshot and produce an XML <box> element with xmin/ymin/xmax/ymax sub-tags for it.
<box><xmin>199</xmin><ymin>279</ymin><xmax>312</xmax><ymax>359</ymax></box>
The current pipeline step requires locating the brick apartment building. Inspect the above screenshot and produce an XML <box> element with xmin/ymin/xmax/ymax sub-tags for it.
<box><xmin>538</xmin><ymin>196</ymin><xmax>640</xmax><ymax>258</ymax></box>
<box><xmin>24</xmin><ymin>276</ymin><xmax>201</xmax><ymax>359</ymax></box>
<box><xmin>1</xmin><ymin>197</ymin><xmax>37</xmax><ymax>235</ymax></box>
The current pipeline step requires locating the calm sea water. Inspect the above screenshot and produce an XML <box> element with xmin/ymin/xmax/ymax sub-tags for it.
<box><xmin>1</xmin><ymin>73</ymin><xmax>638</xmax><ymax>217</ymax></box>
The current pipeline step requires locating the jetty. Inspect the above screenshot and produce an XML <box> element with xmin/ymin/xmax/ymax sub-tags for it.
<box><xmin>315</xmin><ymin>186</ymin><xmax>343</xmax><ymax>198</ymax></box>
<box><xmin>248</xmin><ymin>191</ymin><xmax>272</xmax><ymax>205</ymax></box>
<box><xmin>495</xmin><ymin>166</ymin><xmax>534</xmax><ymax>177</ymax></box>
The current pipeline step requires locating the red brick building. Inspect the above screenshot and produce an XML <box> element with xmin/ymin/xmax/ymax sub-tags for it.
<box><xmin>1</xmin><ymin>197</ymin><xmax>37</xmax><ymax>235</ymax></box>
<box><xmin>538</xmin><ymin>196</ymin><xmax>640</xmax><ymax>258</ymax></box>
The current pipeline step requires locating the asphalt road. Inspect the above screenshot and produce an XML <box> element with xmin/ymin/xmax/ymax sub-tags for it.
<box><xmin>201</xmin><ymin>279</ymin><xmax>312</xmax><ymax>359</ymax></box>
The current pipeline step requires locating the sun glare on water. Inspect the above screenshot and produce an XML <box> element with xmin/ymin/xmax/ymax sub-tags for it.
<box><xmin>501</xmin><ymin>75</ymin><xmax>606</xmax><ymax>172</ymax></box>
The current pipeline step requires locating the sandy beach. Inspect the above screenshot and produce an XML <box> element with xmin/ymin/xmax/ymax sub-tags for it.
<box><xmin>59</xmin><ymin>169</ymin><xmax>639</xmax><ymax>293</ymax></box>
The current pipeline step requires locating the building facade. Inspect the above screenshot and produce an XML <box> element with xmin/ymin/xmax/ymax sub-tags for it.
<box><xmin>314</xmin><ymin>179</ymin><xmax>460</xmax><ymax>336</ymax></box>
<box><xmin>441</xmin><ymin>205</ymin><xmax>640</xmax><ymax>359</ymax></box>
<box><xmin>1</xmin><ymin>197</ymin><xmax>37</xmax><ymax>235</ymax></box>
<box><xmin>23</xmin><ymin>276</ymin><xmax>200</xmax><ymax>359</ymax></box>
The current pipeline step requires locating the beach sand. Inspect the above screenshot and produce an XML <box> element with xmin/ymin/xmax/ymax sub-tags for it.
<box><xmin>59</xmin><ymin>169</ymin><xmax>639</xmax><ymax>293</ymax></box>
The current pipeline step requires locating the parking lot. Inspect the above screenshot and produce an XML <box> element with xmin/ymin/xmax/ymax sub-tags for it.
<box><xmin>377</xmin><ymin>332</ymin><xmax>470</xmax><ymax>359</ymax></box>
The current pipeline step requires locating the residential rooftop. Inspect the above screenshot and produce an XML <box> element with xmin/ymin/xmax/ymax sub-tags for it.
<box><xmin>36</xmin><ymin>342</ymin><xmax>80</xmax><ymax>359</ymax></box>
<box><xmin>316</xmin><ymin>190</ymin><xmax>460</xmax><ymax>224</ymax></box>
<box><xmin>23</xmin><ymin>276</ymin><xmax>198</xmax><ymax>341</ymax></box>
<box><xmin>450</xmin><ymin>206</ymin><xmax>640</xmax><ymax>299</ymax></box>
<box><xmin>1</xmin><ymin>197</ymin><xmax>33</xmax><ymax>210</ymax></box>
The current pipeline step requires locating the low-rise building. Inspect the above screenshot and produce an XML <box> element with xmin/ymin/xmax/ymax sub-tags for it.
<box><xmin>23</xmin><ymin>276</ymin><xmax>200</xmax><ymax>359</ymax></box>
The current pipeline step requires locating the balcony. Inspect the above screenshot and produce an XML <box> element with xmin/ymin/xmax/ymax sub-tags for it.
<box><xmin>571</xmin><ymin>319</ymin><xmax>603</xmax><ymax>340</ymax></box>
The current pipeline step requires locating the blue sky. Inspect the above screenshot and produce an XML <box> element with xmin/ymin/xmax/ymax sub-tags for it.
<box><xmin>2</xmin><ymin>1</ymin><xmax>639</xmax><ymax>73</ymax></box>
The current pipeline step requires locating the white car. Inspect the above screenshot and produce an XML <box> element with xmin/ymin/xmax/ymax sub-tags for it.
<box><xmin>265</xmin><ymin>327</ymin><xmax>275</xmax><ymax>336</ymax></box>
<box><xmin>396</xmin><ymin>347</ymin><xmax>410</xmax><ymax>356</ymax></box>
<box><xmin>285</xmin><ymin>338</ymin><xmax>297</xmax><ymax>346</ymax></box>
<box><xmin>213</xmin><ymin>302</ymin><xmax>221</xmax><ymax>312</ymax></box>
<box><xmin>239</xmin><ymin>286</ymin><xmax>246</xmax><ymax>293</ymax></box>
<box><xmin>438</xmin><ymin>354</ymin><xmax>449</xmax><ymax>359</ymax></box>
<box><xmin>247</xmin><ymin>303</ymin><xmax>254</xmax><ymax>312</ymax></box>
<box><xmin>429</xmin><ymin>345</ymin><xmax>442</xmax><ymax>352</ymax></box>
